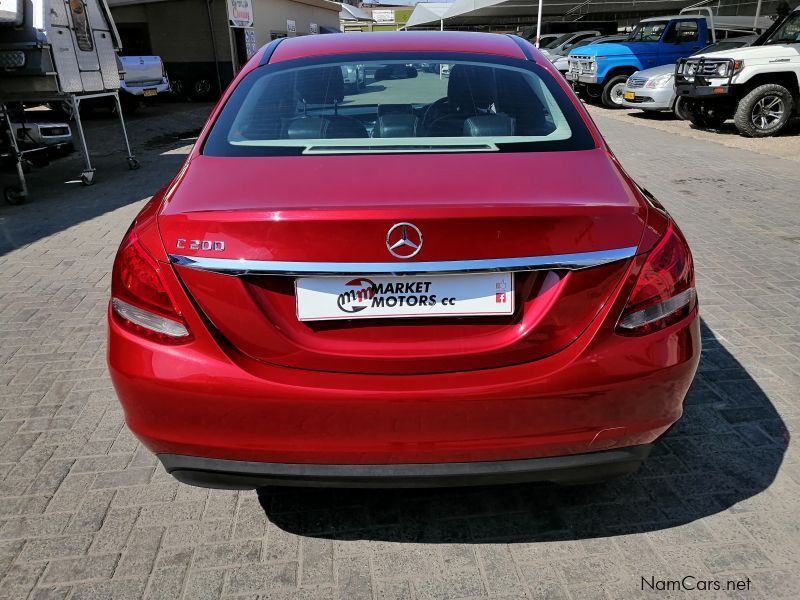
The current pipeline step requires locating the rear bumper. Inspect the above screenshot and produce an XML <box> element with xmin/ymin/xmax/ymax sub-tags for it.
<box><xmin>160</xmin><ymin>445</ymin><xmax>652</xmax><ymax>489</ymax></box>
<box><xmin>109</xmin><ymin>292</ymin><xmax>700</xmax><ymax>468</ymax></box>
<box><xmin>120</xmin><ymin>80</ymin><xmax>170</xmax><ymax>96</ymax></box>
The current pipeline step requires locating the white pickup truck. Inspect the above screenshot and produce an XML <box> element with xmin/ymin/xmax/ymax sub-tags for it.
<box><xmin>675</xmin><ymin>7</ymin><xmax>800</xmax><ymax>137</ymax></box>
<box><xmin>118</xmin><ymin>56</ymin><xmax>170</xmax><ymax>107</ymax></box>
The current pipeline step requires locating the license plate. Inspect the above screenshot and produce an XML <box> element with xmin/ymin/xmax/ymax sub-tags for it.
<box><xmin>296</xmin><ymin>273</ymin><xmax>514</xmax><ymax>321</ymax></box>
<box><xmin>143</xmin><ymin>88</ymin><xmax>157</xmax><ymax>97</ymax></box>
<box><xmin>624</xmin><ymin>91</ymin><xmax>635</xmax><ymax>100</ymax></box>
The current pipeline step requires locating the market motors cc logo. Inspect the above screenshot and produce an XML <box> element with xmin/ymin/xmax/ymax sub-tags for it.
<box><xmin>386</xmin><ymin>222</ymin><xmax>423</xmax><ymax>259</ymax></box>
<box><xmin>337</xmin><ymin>278</ymin><xmax>376</xmax><ymax>313</ymax></box>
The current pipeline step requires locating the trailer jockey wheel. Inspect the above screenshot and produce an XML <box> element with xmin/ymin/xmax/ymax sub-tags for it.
<box><xmin>4</xmin><ymin>186</ymin><xmax>26</xmax><ymax>205</ymax></box>
<box><xmin>80</xmin><ymin>170</ymin><xmax>95</xmax><ymax>186</ymax></box>
<box><xmin>127</xmin><ymin>157</ymin><xmax>140</xmax><ymax>170</ymax></box>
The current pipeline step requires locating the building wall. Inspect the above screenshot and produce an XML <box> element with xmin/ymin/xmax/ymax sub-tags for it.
<box><xmin>112</xmin><ymin>0</ymin><xmax>341</xmax><ymax>60</ymax></box>
<box><xmin>251</xmin><ymin>0</ymin><xmax>340</xmax><ymax>43</ymax></box>
<box><xmin>110</xmin><ymin>0</ymin><xmax>339</xmax><ymax>97</ymax></box>
<box><xmin>110</xmin><ymin>0</ymin><xmax>339</xmax><ymax>62</ymax></box>
<box><xmin>112</xmin><ymin>0</ymin><xmax>232</xmax><ymax>63</ymax></box>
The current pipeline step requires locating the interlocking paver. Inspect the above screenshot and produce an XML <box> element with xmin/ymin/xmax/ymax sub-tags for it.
<box><xmin>1</xmin><ymin>102</ymin><xmax>799</xmax><ymax>599</ymax></box>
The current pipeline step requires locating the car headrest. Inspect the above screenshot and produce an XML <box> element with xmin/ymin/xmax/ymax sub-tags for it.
<box><xmin>295</xmin><ymin>67</ymin><xmax>344</xmax><ymax>105</ymax></box>
<box><xmin>374</xmin><ymin>114</ymin><xmax>419</xmax><ymax>138</ymax></box>
<box><xmin>463</xmin><ymin>114</ymin><xmax>516</xmax><ymax>137</ymax></box>
<box><xmin>284</xmin><ymin>116</ymin><xmax>369</xmax><ymax>139</ymax></box>
<box><xmin>325</xmin><ymin>116</ymin><xmax>369</xmax><ymax>139</ymax></box>
<box><xmin>448</xmin><ymin>65</ymin><xmax>496</xmax><ymax>110</ymax></box>
<box><xmin>285</xmin><ymin>116</ymin><xmax>328</xmax><ymax>139</ymax></box>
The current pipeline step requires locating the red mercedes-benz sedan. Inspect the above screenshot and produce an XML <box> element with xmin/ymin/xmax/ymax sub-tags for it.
<box><xmin>108</xmin><ymin>32</ymin><xmax>699</xmax><ymax>489</ymax></box>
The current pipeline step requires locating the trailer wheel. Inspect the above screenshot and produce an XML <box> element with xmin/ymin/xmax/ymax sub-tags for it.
<box><xmin>734</xmin><ymin>84</ymin><xmax>794</xmax><ymax>138</ymax></box>
<box><xmin>4</xmin><ymin>186</ymin><xmax>26</xmax><ymax>205</ymax></box>
<box><xmin>601</xmin><ymin>75</ymin><xmax>629</xmax><ymax>109</ymax></box>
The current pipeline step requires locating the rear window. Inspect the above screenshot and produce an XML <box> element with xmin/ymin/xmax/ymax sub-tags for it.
<box><xmin>203</xmin><ymin>54</ymin><xmax>596</xmax><ymax>156</ymax></box>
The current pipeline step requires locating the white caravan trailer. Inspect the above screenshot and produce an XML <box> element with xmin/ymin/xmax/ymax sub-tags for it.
<box><xmin>0</xmin><ymin>0</ymin><xmax>138</xmax><ymax>203</ymax></box>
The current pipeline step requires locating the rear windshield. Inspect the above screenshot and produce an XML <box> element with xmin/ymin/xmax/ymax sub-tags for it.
<box><xmin>203</xmin><ymin>54</ymin><xmax>596</xmax><ymax>156</ymax></box>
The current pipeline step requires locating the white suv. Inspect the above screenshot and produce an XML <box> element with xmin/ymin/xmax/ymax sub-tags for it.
<box><xmin>675</xmin><ymin>8</ymin><xmax>800</xmax><ymax>137</ymax></box>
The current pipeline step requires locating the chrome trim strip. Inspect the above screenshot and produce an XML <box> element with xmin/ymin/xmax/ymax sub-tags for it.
<box><xmin>168</xmin><ymin>246</ymin><xmax>637</xmax><ymax>276</ymax></box>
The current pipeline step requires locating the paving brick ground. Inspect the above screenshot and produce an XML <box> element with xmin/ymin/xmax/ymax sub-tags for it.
<box><xmin>1</xmin><ymin>104</ymin><xmax>798</xmax><ymax>599</ymax></box>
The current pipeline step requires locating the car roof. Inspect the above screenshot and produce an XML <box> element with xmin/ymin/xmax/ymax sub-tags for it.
<box><xmin>267</xmin><ymin>31</ymin><xmax>528</xmax><ymax>64</ymax></box>
<box><xmin>582</xmin><ymin>34</ymin><xmax>626</xmax><ymax>42</ymax></box>
<box><xmin>711</xmin><ymin>34</ymin><xmax>758</xmax><ymax>45</ymax></box>
<box><xmin>639</xmin><ymin>15</ymin><xmax>704</xmax><ymax>23</ymax></box>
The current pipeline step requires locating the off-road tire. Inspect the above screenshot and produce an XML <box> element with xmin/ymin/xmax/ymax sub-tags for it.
<box><xmin>601</xmin><ymin>75</ymin><xmax>629</xmax><ymax>109</ymax></box>
<box><xmin>734</xmin><ymin>84</ymin><xmax>794</xmax><ymax>138</ymax></box>
<box><xmin>673</xmin><ymin>96</ymin><xmax>689</xmax><ymax>121</ymax></box>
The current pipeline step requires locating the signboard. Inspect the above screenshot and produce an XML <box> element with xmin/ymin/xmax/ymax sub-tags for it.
<box><xmin>309</xmin><ymin>22</ymin><xmax>319</xmax><ymax>35</ymax></box>
<box><xmin>244</xmin><ymin>28</ymin><xmax>258</xmax><ymax>59</ymax></box>
<box><xmin>227</xmin><ymin>0</ymin><xmax>253</xmax><ymax>28</ymax></box>
<box><xmin>372</xmin><ymin>9</ymin><xmax>395</xmax><ymax>23</ymax></box>
<box><xmin>287</xmin><ymin>19</ymin><xmax>297</xmax><ymax>36</ymax></box>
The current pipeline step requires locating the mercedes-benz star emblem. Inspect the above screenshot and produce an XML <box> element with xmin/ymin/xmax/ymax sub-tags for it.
<box><xmin>386</xmin><ymin>222</ymin><xmax>423</xmax><ymax>259</ymax></box>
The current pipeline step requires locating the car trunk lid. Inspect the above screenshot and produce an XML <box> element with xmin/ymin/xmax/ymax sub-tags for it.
<box><xmin>159</xmin><ymin>151</ymin><xmax>645</xmax><ymax>374</ymax></box>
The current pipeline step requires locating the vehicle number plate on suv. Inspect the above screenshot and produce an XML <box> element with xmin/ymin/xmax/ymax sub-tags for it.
<box><xmin>143</xmin><ymin>88</ymin><xmax>157</xmax><ymax>97</ymax></box>
<box><xmin>296</xmin><ymin>273</ymin><xmax>514</xmax><ymax>321</ymax></box>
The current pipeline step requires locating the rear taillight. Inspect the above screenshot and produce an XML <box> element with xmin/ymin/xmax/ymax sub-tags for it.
<box><xmin>617</xmin><ymin>223</ymin><xmax>696</xmax><ymax>335</ymax></box>
<box><xmin>111</xmin><ymin>229</ymin><xmax>191</xmax><ymax>343</ymax></box>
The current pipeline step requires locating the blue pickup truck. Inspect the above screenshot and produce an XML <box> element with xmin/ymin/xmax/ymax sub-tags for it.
<box><xmin>567</xmin><ymin>15</ymin><xmax>712</xmax><ymax>108</ymax></box>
